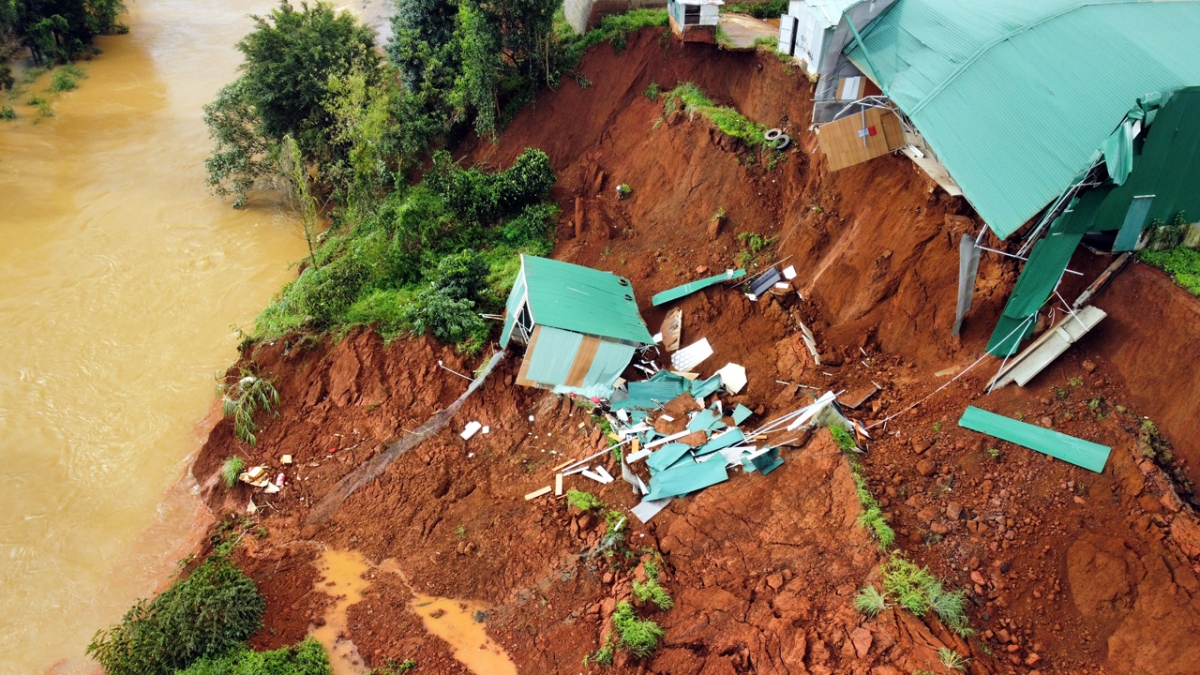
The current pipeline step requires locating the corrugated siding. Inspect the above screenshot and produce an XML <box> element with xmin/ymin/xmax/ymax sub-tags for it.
<box><xmin>646</xmin><ymin>457</ymin><xmax>729</xmax><ymax>500</ymax></box>
<box><xmin>524</xmin><ymin>326</ymin><xmax>583</xmax><ymax>386</ymax></box>
<box><xmin>499</xmin><ymin>270</ymin><xmax>526</xmax><ymax>347</ymax></box>
<box><xmin>521</xmin><ymin>255</ymin><xmax>654</xmax><ymax>345</ymax></box>
<box><xmin>582</xmin><ymin>339</ymin><xmax>637</xmax><ymax>390</ymax></box>
<box><xmin>959</xmin><ymin>406</ymin><xmax>1111</xmax><ymax>472</ymax></box>
<box><xmin>848</xmin><ymin>0</ymin><xmax>1200</xmax><ymax>239</ymax></box>
<box><xmin>986</xmin><ymin>231</ymin><xmax>1082</xmax><ymax>355</ymax></box>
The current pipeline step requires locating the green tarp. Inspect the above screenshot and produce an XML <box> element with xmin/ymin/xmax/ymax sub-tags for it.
<box><xmin>986</xmin><ymin>231</ymin><xmax>1082</xmax><ymax>356</ymax></box>
<box><xmin>958</xmin><ymin>406</ymin><xmax>1111</xmax><ymax>473</ymax></box>
<box><xmin>651</xmin><ymin>269</ymin><xmax>746</xmax><ymax>307</ymax></box>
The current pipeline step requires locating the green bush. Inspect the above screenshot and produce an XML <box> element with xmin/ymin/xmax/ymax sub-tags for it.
<box><xmin>565</xmin><ymin>488</ymin><xmax>604</xmax><ymax>511</ymax></box>
<box><xmin>222</xmin><ymin>456</ymin><xmax>245</xmax><ymax>488</ymax></box>
<box><xmin>87</xmin><ymin>553</ymin><xmax>266</xmax><ymax>675</ymax></box>
<box><xmin>177</xmin><ymin>637</ymin><xmax>331</xmax><ymax>675</ymax></box>
<box><xmin>48</xmin><ymin>65</ymin><xmax>86</xmax><ymax>92</ymax></box>
<box><xmin>427</xmin><ymin>147</ymin><xmax>556</xmax><ymax>226</ymax></box>
<box><xmin>0</xmin><ymin>106</ymin><xmax>15</xmax><ymax>120</ymax></box>
<box><xmin>219</xmin><ymin>371</ymin><xmax>279</xmax><ymax>445</ymax></box>
<box><xmin>561</xmin><ymin>8</ymin><xmax>668</xmax><ymax>66</ymax></box>
<box><xmin>1140</xmin><ymin>245</ymin><xmax>1200</xmax><ymax>296</ymax></box>
<box><xmin>662</xmin><ymin>83</ymin><xmax>771</xmax><ymax>151</ymax></box>
<box><xmin>722</xmin><ymin>0</ymin><xmax>789</xmax><ymax>19</ymax></box>
<box><xmin>612</xmin><ymin>601</ymin><xmax>664</xmax><ymax>658</ymax></box>
<box><xmin>632</xmin><ymin>577</ymin><xmax>673</xmax><ymax>610</ymax></box>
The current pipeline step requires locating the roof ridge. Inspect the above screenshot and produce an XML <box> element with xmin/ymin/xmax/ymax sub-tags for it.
<box><xmin>908</xmin><ymin>1</ymin><xmax>1140</xmax><ymax>116</ymax></box>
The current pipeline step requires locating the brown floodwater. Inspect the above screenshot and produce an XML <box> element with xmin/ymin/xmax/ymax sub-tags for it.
<box><xmin>0</xmin><ymin>0</ymin><xmax>315</xmax><ymax>672</ymax></box>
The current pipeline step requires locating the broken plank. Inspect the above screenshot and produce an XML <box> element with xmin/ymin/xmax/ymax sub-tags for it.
<box><xmin>555</xmin><ymin>473</ymin><xmax>563</xmax><ymax>496</ymax></box>
<box><xmin>524</xmin><ymin>486</ymin><xmax>553</xmax><ymax>500</ymax></box>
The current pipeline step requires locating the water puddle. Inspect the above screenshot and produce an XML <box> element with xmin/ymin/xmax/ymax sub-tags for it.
<box><xmin>314</xmin><ymin>552</ymin><xmax>516</xmax><ymax>675</ymax></box>
<box><xmin>408</xmin><ymin>594</ymin><xmax>517</xmax><ymax>675</ymax></box>
<box><xmin>312</xmin><ymin>550</ymin><xmax>372</xmax><ymax>675</ymax></box>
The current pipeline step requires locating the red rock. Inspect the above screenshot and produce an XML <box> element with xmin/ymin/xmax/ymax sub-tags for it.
<box><xmin>916</xmin><ymin>459</ymin><xmax>936</xmax><ymax>477</ymax></box>
<box><xmin>1082</xmin><ymin>360</ymin><xmax>1096</xmax><ymax>373</ymax></box>
<box><xmin>971</xmin><ymin>571</ymin><xmax>986</xmax><ymax>586</ymax></box>
<box><xmin>912</xmin><ymin>438</ymin><xmax>930</xmax><ymax>455</ymax></box>
<box><xmin>946</xmin><ymin>502</ymin><xmax>963</xmax><ymax>520</ymax></box>
<box><xmin>1025</xmin><ymin>653</ymin><xmax>1042</xmax><ymax>666</ymax></box>
<box><xmin>850</xmin><ymin>627</ymin><xmax>873</xmax><ymax>658</ymax></box>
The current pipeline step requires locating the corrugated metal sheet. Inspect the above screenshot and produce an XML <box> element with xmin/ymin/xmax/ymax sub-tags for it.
<box><xmin>499</xmin><ymin>271</ymin><xmax>526</xmax><ymax>347</ymax></box>
<box><xmin>1058</xmin><ymin>88</ymin><xmax>1200</xmax><ymax>236</ymax></box>
<box><xmin>525</xmin><ymin>326</ymin><xmax>583</xmax><ymax>385</ymax></box>
<box><xmin>651</xmin><ymin>269</ymin><xmax>746</xmax><ymax>306</ymax></box>
<box><xmin>645</xmin><ymin>457</ymin><xmax>729</xmax><ymax>500</ymax></box>
<box><xmin>732</xmin><ymin>404</ymin><xmax>753</xmax><ymax>425</ymax></box>
<box><xmin>958</xmin><ymin>406</ymin><xmax>1111</xmax><ymax>472</ymax></box>
<box><xmin>519</xmin><ymin>255</ymin><xmax>654</xmax><ymax>344</ymax></box>
<box><xmin>646</xmin><ymin>442</ymin><xmax>693</xmax><ymax>474</ymax></box>
<box><xmin>986</xmin><ymin>231</ymin><xmax>1082</xmax><ymax>356</ymax></box>
<box><xmin>990</xmin><ymin>305</ymin><xmax>1106</xmax><ymax>389</ymax></box>
<box><xmin>696</xmin><ymin>428</ymin><xmax>747</xmax><ymax>456</ymax></box>
<box><xmin>847</xmin><ymin>0</ymin><xmax>1200</xmax><ymax>239</ymax></box>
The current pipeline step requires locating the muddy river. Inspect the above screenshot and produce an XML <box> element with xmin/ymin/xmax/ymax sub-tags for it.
<box><xmin>0</xmin><ymin>0</ymin><xmax>321</xmax><ymax>671</ymax></box>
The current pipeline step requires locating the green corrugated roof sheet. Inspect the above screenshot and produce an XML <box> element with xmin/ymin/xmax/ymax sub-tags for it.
<box><xmin>645</xmin><ymin>457</ymin><xmax>729</xmax><ymax>500</ymax></box>
<box><xmin>847</xmin><ymin>0</ymin><xmax>1200</xmax><ymax>239</ymax></box>
<box><xmin>986</xmin><ymin>231</ymin><xmax>1082</xmax><ymax>356</ymax></box>
<box><xmin>517</xmin><ymin>255</ymin><xmax>654</xmax><ymax>344</ymax></box>
<box><xmin>651</xmin><ymin>269</ymin><xmax>746</xmax><ymax>307</ymax></box>
<box><xmin>613</xmin><ymin>375</ymin><xmax>691</xmax><ymax>410</ymax></box>
<box><xmin>732</xmin><ymin>404</ymin><xmax>753</xmax><ymax>425</ymax></box>
<box><xmin>1056</xmin><ymin>88</ymin><xmax>1200</xmax><ymax>238</ymax></box>
<box><xmin>959</xmin><ymin>406</ymin><xmax>1110</xmax><ymax>472</ymax></box>
<box><xmin>696</xmin><ymin>428</ymin><xmax>746</xmax><ymax>456</ymax></box>
<box><xmin>646</xmin><ymin>442</ymin><xmax>692</xmax><ymax>474</ymax></box>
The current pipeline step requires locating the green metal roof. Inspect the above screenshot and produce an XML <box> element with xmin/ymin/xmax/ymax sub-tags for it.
<box><xmin>651</xmin><ymin>269</ymin><xmax>746</xmax><ymax>307</ymax></box>
<box><xmin>1056</xmin><ymin>87</ymin><xmax>1200</xmax><ymax>236</ymax></box>
<box><xmin>986</xmin><ymin>230</ymin><xmax>1082</xmax><ymax>355</ymax></box>
<box><xmin>645</xmin><ymin>457</ymin><xmax>729</xmax><ymax>500</ymax></box>
<box><xmin>516</xmin><ymin>255</ymin><xmax>654</xmax><ymax>345</ymax></box>
<box><xmin>847</xmin><ymin>0</ymin><xmax>1200</xmax><ymax>239</ymax></box>
<box><xmin>959</xmin><ymin>406</ymin><xmax>1111</xmax><ymax>472</ymax></box>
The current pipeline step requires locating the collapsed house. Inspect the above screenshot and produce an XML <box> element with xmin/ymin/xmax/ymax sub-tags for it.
<box><xmin>500</xmin><ymin>255</ymin><xmax>655</xmax><ymax>399</ymax></box>
<box><xmin>779</xmin><ymin>0</ymin><xmax>1200</xmax><ymax>364</ymax></box>
<box><xmin>667</xmin><ymin>0</ymin><xmax>722</xmax><ymax>39</ymax></box>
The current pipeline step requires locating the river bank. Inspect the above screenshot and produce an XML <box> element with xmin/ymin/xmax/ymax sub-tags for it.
<box><xmin>0</xmin><ymin>0</ymin><xmax>309</xmax><ymax>671</ymax></box>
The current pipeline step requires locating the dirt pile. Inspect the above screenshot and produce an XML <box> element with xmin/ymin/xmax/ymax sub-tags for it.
<box><xmin>187</xmin><ymin>28</ymin><xmax>1200</xmax><ymax>674</ymax></box>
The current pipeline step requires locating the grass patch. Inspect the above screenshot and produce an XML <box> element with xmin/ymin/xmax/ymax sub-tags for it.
<box><xmin>662</xmin><ymin>83</ymin><xmax>773</xmax><ymax>152</ymax></box>
<box><xmin>221</xmin><ymin>456</ymin><xmax>245</xmax><ymax>488</ymax></box>
<box><xmin>48</xmin><ymin>64</ymin><xmax>86</xmax><ymax>93</ymax></box>
<box><xmin>561</xmin><ymin>9</ymin><xmax>668</xmax><ymax>67</ymax></box>
<box><xmin>853</xmin><ymin>585</ymin><xmax>888</xmax><ymax>617</ymax></box>
<box><xmin>612</xmin><ymin>600</ymin><xmax>664</xmax><ymax>658</ymax></box>
<box><xmin>565</xmin><ymin>488</ymin><xmax>604</xmax><ymax>511</ymax></box>
<box><xmin>1140</xmin><ymin>245</ymin><xmax>1200</xmax><ymax>296</ymax></box>
<box><xmin>938</xmin><ymin>646</ymin><xmax>969</xmax><ymax>672</ymax></box>
<box><xmin>736</xmin><ymin>231</ymin><xmax>777</xmax><ymax>268</ymax></box>
<box><xmin>632</xmin><ymin>576</ymin><xmax>673</xmax><ymax>610</ymax></box>
<box><xmin>722</xmin><ymin>0</ymin><xmax>789</xmax><ymax>18</ymax></box>
<box><xmin>219</xmin><ymin>371</ymin><xmax>279</xmax><ymax>446</ymax></box>
<box><xmin>879</xmin><ymin>554</ymin><xmax>973</xmax><ymax>636</ymax></box>
<box><xmin>833</xmin><ymin>425</ymin><xmax>897</xmax><ymax>550</ymax></box>
<box><xmin>585</xmin><ymin>636</ymin><xmax>615</xmax><ymax>665</ymax></box>
<box><xmin>0</xmin><ymin>105</ymin><xmax>14</xmax><ymax>120</ymax></box>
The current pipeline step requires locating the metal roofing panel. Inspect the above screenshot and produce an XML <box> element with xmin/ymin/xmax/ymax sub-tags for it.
<box><xmin>987</xmin><ymin>231</ymin><xmax>1082</xmax><ymax>356</ymax></box>
<box><xmin>518</xmin><ymin>255</ymin><xmax>654</xmax><ymax>344</ymax></box>
<box><xmin>646</xmin><ymin>442</ymin><xmax>693</xmax><ymax>474</ymax></box>
<box><xmin>645</xmin><ymin>457</ymin><xmax>729</xmax><ymax>500</ymax></box>
<box><xmin>651</xmin><ymin>269</ymin><xmax>746</xmax><ymax>306</ymax></box>
<box><xmin>524</xmin><ymin>326</ymin><xmax>583</xmax><ymax>385</ymax></box>
<box><xmin>958</xmin><ymin>406</ymin><xmax>1111</xmax><ymax>472</ymax></box>
<box><xmin>696</xmin><ymin>428</ymin><xmax>747</xmax><ymax>456</ymax></box>
<box><xmin>847</xmin><ymin>0</ymin><xmax>1200</xmax><ymax>239</ymax></box>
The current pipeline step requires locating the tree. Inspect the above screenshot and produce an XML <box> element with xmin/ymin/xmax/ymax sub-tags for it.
<box><xmin>203</xmin><ymin>78</ymin><xmax>276</xmax><ymax>207</ymax></box>
<box><xmin>9</xmin><ymin>0</ymin><xmax>125</xmax><ymax>64</ymax></box>
<box><xmin>236</xmin><ymin>1</ymin><xmax>379</xmax><ymax>155</ymax></box>
<box><xmin>280</xmin><ymin>135</ymin><xmax>321</xmax><ymax>270</ymax></box>
<box><xmin>386</xmin><ymin>0</ymin><xmax>459</xmax><ymax>92</ymax></box>
<box><xmin>454</xmin><ymin>1</ymin><xmax>501</xmax><ymax>137</ymax></box>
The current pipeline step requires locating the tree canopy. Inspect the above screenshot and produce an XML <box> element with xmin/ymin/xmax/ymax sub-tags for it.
<box><xmin>2</xmin><ymin>0</ymin><xmax>125</xmax><ymax>64</ymax></box>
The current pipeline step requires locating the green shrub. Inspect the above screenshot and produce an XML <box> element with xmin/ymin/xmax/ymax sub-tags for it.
<box><xmin>48</xmin><ymin>65</ymin><xmax>86</xmax><ymax>92</ymax></box>
<box><xmin>612</xmin><ymin>601</ymin><xmax>664</xmax><ymax>658</ymax></box>
<box><xmin>1140</xmin><ymin>245</ymin><xmax>1200</xmax><ymax>296</ymax></box>
<box><xmin>586</xmin><ymin>636</ymin><xmax>615</xmax><ymax>665</ymax></box>
<box><xmin>829</xmin><ymin>425</ymin><xmax>857</xmax><ymax>451</ymax></box>
<box><xmin>177</xmin><ymin>637</ymin><xmax>332</xmax><ymax>675</ymax></box>
<box><xmin>881</xmin><ymin>555</ymin><xmax>940</xmax><ymax>618</ymax></box>
<box><xmin>427</xmin><ymin>148</ymin><xmax>556</xmax><ymax>226</ymax></box>
<box><xmin>632</xmin><ymin>577</ymin><xmax>673</xmax><ymax>610</ymax></box>
<box><xmin>938</xmin><ymin>647</ymin><xmax>968</xmax><ymax>672</ymax></box>
<box><xmin>663</xmin><ymin>83</ymin><xmax>770</xmax><ymax>150</ymax></box>
<box><xmin>0</xmin><ymin>106</ymin><xmax>15</xmax><ymax>121</ymax></box>
<box><xmin>561</xmin><ymin>9</ymin><xmax>668</xmax><ymax>66</ymax></box>
<box><xmin>222</xmin><ymin>456</ymin><xmax>245</xmax><ymax>488</ymax></box>
<box><xmin>87</xmin><ymin>553</ymin><xmax>266</xmax><ymax>675</ymax></box>
<box><xmin>854</xmin><ymin>585</ymin><xmax>887</xmax><ymax>617</ymax></box>
<box><xmin>220</xmin><ymin>371</ymin><xmax>279</xmax><ymax>445</ymax></box>
<box><xmin>565</xmin><ymin>488</ymin><xmax>604</xmax><ymax>511</ymax></box>
<box><xmin>0</xmin><ymin>66</ymin><xmax>13</xmax><ymax>91</ymax></box>
<box><xmin>643</xmin><ymin>81</ymin><xmax>660</xmax><ymax>100</ymax></box>
<box><xmin>722</xmin><ymin>0</ymin><xmax>789</xmax><ymax>19</ymax></box>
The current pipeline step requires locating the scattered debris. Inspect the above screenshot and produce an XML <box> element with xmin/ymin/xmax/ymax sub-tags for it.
<box><xmin>554</xmin><ymin>473</ymin><xmax>563</xmax><ymax>496</ymax></box>
<box><xmin>672</xmin><ymin>338</ymin><xmax>713</xmax><ymax>371</ymax></box>
<box><xmin>958</xmin><ymin>406</ymin><xmax>1111</xmax><ymax>473</ymax></box>
<box><xmin>782</xmin><ymin>265</ymin><xmax>797</xmax><ymax>280</ymax></box>
<box><xmin>989</xmin><ymin>305</ymin><xmax>1106</xmax><ymax>390</ymax></box>
<box><xmin>837</xmin><ymin>384</ymin><xmax>879</xmax><ymax>410</ymax></box>
<box><xmin>660</xmin><ymin>308</ymin><xmax>683</xmax><ymax>352</ymax></box>
<box><xmin>280</xmin><ymin>454</ymin><xmax>293</xmax><ymax>465</ymax></box>
<box><xmin>746</xmin><ymin>267</ymin><xmax>782</xmax><ymax>300</ymax></box>
<box><xmin>524</xmin><ymin>486</ymin><xmax>553</xmax><ymax>500</ymax></box>
<box><xmin>715</xmin><ymin>363</ymin><xmax>747</xmax><ymax>394</ymax></box>
<box><xmin>461</xmin><ymin>421</ymin><xmax>483</xmax><ymax>440</ymax></box>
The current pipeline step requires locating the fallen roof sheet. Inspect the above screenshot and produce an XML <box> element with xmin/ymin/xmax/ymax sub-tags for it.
<box><xmin>748</xmin><ymin>267</ymin><xmax>783</xmax><ymax>298</ymax></box>
<box><xmin>696</xmin><ymin>428</ymin><xmax>747</xmax><ymax>456</ymax></box>
<box><xmin>846</xmin><ymin>0</ymin><xmax>1200</xmax><ymax>239</ymax></box>
<box><xmin>645</xmin><ymin>457</ymin><xmax>730</xmax><ymax>500</ymax></box>
<box><xmin>631</xmin><ymin>497</ymin><xmax>672</xmax><ymax>523</ymax></box>
<box><xmin>732</xmin><ymin>404</ymin><xmax>753</xmax><ymax>425</ymax></box>
<box><xmin>646</xmin><ymin>442</ymin><xmax>693</xmax><ymax>474</ymax></box>
<box><xmin>990</xmin><ymin>306</ymin><xmax>1107</xmax><ymax>390</ymax></box>
<box><xmin>651</xmin><ymin>269</ymin><xmax>747</xmax><ymax>306</ymax></box>
<box><xmin>958</xmin><ymin>406</ymin><xmax>1111</xmax><ymax>473</ymax></box>
<box><xmin>672</xmin><ymin>338</ymin><xmax>714</xmax><ymax>371</ymax></box>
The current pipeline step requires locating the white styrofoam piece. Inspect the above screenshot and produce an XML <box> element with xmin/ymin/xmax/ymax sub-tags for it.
<box><xmin>715</xmin><ymin>362</ymin><xmax>747</xmax><ymax>394</ymax></box>
<box><xmin>594</xmin><ymin>466</ymin><xmax>614</xmax><ymax>483</ymax></box>
<box><xmin>461</xmin><ymin>421</ymin><xmax>482</xmax><ymax>440</ymax></box>
<box><xmin>775</xmin><ymin>282</ymin><xmax>790</xmax><ymax>290</ymax></box>
<box><xmin>660</xmin><ymin>414</ymin><xmax>675</xmax><ymax>422</ymax></box>
<box><xmin>783</xmin><ymin>265</ymin><xmax>797</xmax><ymax>280</ymax></box>
<box><xmin>581</xmin><ymin>469</ymin><xmax>607</xmax><ymax>484</ymax></box>
<box><xmin>616</xmin><ymin>409</ymin><xmax>629</xmax><ymax>422</ymax></box>
<box><xmin>481</xmin><ymin>426</ymin><xmax>490</xmax><ymax>434</ymax></box>
<box><xmin>672</xmin><ymin>338</ymin><xmax>713</xmax><ymax>371</ymax></box>
<box><xmin>653</xmin><ymin>332</ymin><xmax>663</xmax><ymax>344</ymax></box>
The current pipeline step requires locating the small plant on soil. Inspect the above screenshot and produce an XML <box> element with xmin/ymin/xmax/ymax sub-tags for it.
<box><xmin>566</xmin><ymin>489</ymin><xmax>604</xmax><ymax>511</ymax></box>
<box><xmin>0</xmin><ymin>105</ymin><xmax>15</xmax><ymax>120</ymax></box>
<box><xmin>616</xmin><ymin>183</ymin><xmax>631</xmax><ymax>199</ymax></box>
<box><xmin>221</xmin><ymin>456</ymin><xmax>245</xmax><ymax>488</ymax></box>
<box><xmin>938</xmin><ymin>646</ymin><xmax>968</xmax><ymax>672</ymax></box>
<box><xmin>176</xmin><ymin>636</ymin><xmax>330</xmax><ymax>674</ymax></box>
<box><xmin>219</xmin><ymin>370</ymin><xmax>279</xmax><ymax>445</ymax></box>
<box><xmin>643</xmin><ymin>81</ymin><xmax>660</xmax><ymax>100</ymax></box>
<box><xmin>455</xmin><ymin>525</ymin><xmax>467</xmax><ymax>537</ymax></box>
<box><xmin>632</xmin><ymin>576</ymin><xmax>673</xmax><ymax>610</ymax></box>
<box><xmin>612</xmin><ymin>601</ymin><xmax>664</xmax><ymax>658</ymax></box>
<box><xmin>830</xmin><ymin>425</ymin><xmax>857</xmax><ymax>451</ymax></box>
<box><xmin>988</xmin><ymin>447</ymin><xmax>1000</xmax><ymax>460</ymax></box>
<box><xmin>585</xmin><ymin>635</ymin><xmax>615</xmax><ymax>665</ymax></box>
<box><xmin>880</xmin><ymin>554</ymin><xmax>974</xmax><ymax>637</ymax></box>
<box><xmin>853</xmin><ymin>585</ymin><xmax>888</xmax><ymax>617</ymax></box>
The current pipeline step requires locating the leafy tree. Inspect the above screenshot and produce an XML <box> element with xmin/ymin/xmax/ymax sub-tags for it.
<box><xmin>177</xmin><ymin>637</ymin><xmax>332</xmax><ymax>675</ymax></box>
<box><xmin>280</xmin><ymin>134</ymin><xmax>321</xmax><ymax>270</ymax></box>
<box><xmin>236</xmin><ymin>1</ymin><xmax>379</xmax><ymax>155</ymax></box>
<box><xmin>324</xmin><ymin>66</ymin><xmax>403</xmax><ymax>208</ymax></box>
<box><xmin>86</xmin><ymin>552</ymin><xmax>265</xmax><ymax>675</ymax></box>
<box><xmin>203</xmin><ymin>78</ymin><xmax>276</xmax><ymax>207</ymax></box>
<box><xmin>454</xmin><ymin>0</ymin><xmax>501</xmax><ymax>137</ymax></box>
<box><xmin>9</xmin><ymin>0</ymin><xmax>124</xmax><ymax>64</ymax></box>
<box><xmin>386</xmin><ymin>0</ymin><xmax>459</xmax><ymax>92</ymax></box>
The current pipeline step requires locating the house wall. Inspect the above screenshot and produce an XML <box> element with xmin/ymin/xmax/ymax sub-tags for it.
<box><xmin>778</xmin><ymin>1</ymin><xmax>829</xmax><ymax>76</ymax></box>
